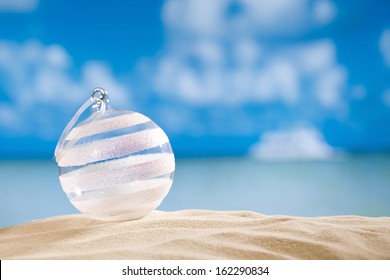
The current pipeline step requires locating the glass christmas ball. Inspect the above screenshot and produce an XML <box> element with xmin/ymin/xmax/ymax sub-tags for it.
<box><xmin>55</xmin><ymin>88</ymin><xmax>175</xmax><ymax>221</ymax></box>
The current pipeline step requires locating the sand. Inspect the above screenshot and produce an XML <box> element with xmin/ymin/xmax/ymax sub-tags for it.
<box><xmin>1</xmin><ymin>210</ymin><xmax>390</xmax><ymax>259</ymax></box>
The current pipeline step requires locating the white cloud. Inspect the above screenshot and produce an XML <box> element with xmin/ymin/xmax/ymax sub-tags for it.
<box><xmin>0</xmin><ymin>40</ymin><xmax>130</xmax><ymax>138</ymax></box>
<box><xmin>379</xmin><ymin>29</ymin><xmax>390</xmax><ymax>67</ymax></box>
<box><xmin>249</xmin><ymin>125</ymin><xmax>337</xmax><ymax>160</ymax></box>
<box><xmin>350</xmin><ymin>85</ymin><xmax>366</xmax><ymax>100</ymax></box>
<box><xmin>234</xmin><ymin>39</ymin><xmax>262</xmax><ymax>66</ymax></box>
<box><xmin>293</xmin><ymin>40</ymin><xmax>347</xmax><ymax>108</ymax></box>
<box><xmin>0</xmin><ymin>40</ymin><xmax>74</xmax><ymax>108</ymax></box>
<box><xmin>295</xmin><ymin>40</ymin><xmax>335</xmax><ymax>73</ymax></box>
<box><xmin>240</xmin><ymin>0</ymin><xmax>309</xmax><ymax>35</ymax></box>
<box><xmin>162</xmin><ymin>0</ymin><xmax>337</xmax><ymax>37</ymax></box>
<box><xmin>153</xmin><ymin>0</ymin><xmax>346</xmax><ymax>108</ymax></box>
<box><xmin>254</xmin><ymin>59</ymin><xmax>300</xmax><ymax>104</ymax></box>
<box><xmin>192</xmin><ymin>40</ymin><xmax>224</xmax><ymax>66</ymax></box>
<box><xmin>153</xmin><ymin>38</ymin><xmax>346</xmax><ymax>107</ymax></box>
<box><xmin>241</xmin><ymin>0</ymin><xmax>336</xmax><ymax>35</ymax></box>
<box><xmin>0</xmin><ymin>0</ymin><xmax>38</xmax><ymax>12</ymax></box>
<box><xmin>135</xmin><ymin>0</ymin><xmax>347</xmax><ymax>140</ymax></box>
<box><xmin>0</xmin><ymin>103</ymin><xmax>20</xmax><ymax>130</ymax></box>
<box><xmin>313</xmin><ymin>0</ymin><xmax>337</xmax><ymax>25</ymax></box>
<box><xmin>82</xmin><ymin>62</ymin><xmax>129</xmax><ymax>105</ymax></box>
<box><xmin>315</xmin><ymin>66</ymin><xmax>347</xmax><ymax>107</ymax></box>
<box><xmin>162</xmin><ymin>0</ymin><xmax>225</xmax><ymax>36</ymax></box>
<box><xmin>383</xmin><ymin>89</ymin><xmax>390</xmax><ymax>107</ymax></box>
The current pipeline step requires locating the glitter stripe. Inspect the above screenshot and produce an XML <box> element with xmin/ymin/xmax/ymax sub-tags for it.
<box><xmin>66</xmin><ymin>177</ymin><xmax>172</xmax><ymax>201</ymax></box>
<box><xmin>59</xmin><ymin>154</ymin><xmax>175</xmax><ymax>192</ymax></box>
<box><xmin>65</xmin><ymin>112</ymin><xmax>150</xmax><ymax>141</ymax></box>
<box><xmin>57</xmin><ymin>128</ymin><xmax>169</xmax><ymax>167</ymax></box>
<box><xmin>62</xmin><ymin>153</ymin><xmax>172</xmax><ymax>177</ymax></box>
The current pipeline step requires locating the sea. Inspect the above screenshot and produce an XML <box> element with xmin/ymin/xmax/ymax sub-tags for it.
<box><xmin>1</xmin><ymin>155</ymin><xmax>389</xmax><ymax>228</ymax></box>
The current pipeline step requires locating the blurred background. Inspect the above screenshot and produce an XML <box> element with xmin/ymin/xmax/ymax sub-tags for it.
<box><xmin>1</xmin><ymin>0</ymin><xmax>390</xmax><ymax>228</ymax></box>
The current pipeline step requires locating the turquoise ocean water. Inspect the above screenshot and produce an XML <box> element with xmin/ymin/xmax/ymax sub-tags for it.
<box><xmin>1</xmin><ymin>155</ymin><xmax>389</xmax><ymax>228</ymax></box>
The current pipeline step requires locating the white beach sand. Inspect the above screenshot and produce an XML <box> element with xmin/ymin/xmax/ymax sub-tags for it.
<box><xmin>1</xmin><ymin>210</ymin><xmax>390</xmax><ymax>259</ymax></box>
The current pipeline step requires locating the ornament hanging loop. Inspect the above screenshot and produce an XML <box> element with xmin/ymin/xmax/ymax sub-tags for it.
<box><xmin>91</xmin><ymin>87</ymin><xmax>108</xmax><ymax>106</ymax></box>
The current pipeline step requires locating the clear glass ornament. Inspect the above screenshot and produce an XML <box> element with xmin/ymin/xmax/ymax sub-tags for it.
<box><xmin>54</xmin><ymin>88</ymin><xmax>175</xmax><ymax>221</ymax></box>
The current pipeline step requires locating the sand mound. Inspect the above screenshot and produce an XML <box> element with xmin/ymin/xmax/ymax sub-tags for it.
<box><xmin>1</xmin><ymin>210</ymin><xmax>389</xmax><ymax>259</ymax></box>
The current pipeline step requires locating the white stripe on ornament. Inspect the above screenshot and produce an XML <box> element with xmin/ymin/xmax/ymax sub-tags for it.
<box><xmin>65</xmin><ymin>112</ymin><xmax>150</xmax><ymax>141</ymax></box>
<box><xmin>66</xmin><ymin>177</ymin><xmax>173</xmax><ymax>199</ymax></box>
<box><xmin>57</xmin><ymin>128</ymin><xmax>169</xmax><ymax>167</ymax></box>
<box><xmin>59</xmin><ymin>154</ymin><xmax>175</xmax><ymax>192</ymax></box>
<box><xmin>62</xmin><ymin>153</ymin><xmax>173</xmax><ymax>176</ymax></box>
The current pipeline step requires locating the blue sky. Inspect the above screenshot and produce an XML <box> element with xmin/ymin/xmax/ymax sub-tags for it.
<box><xmin>0</xmin><ymin>0</ymin><xmax>390</xmax><ymax>158</ymax></box>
